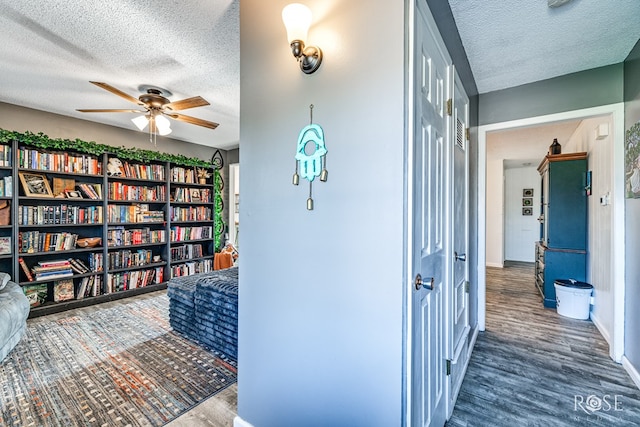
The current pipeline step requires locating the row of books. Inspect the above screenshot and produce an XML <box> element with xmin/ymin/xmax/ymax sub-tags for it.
<box><xmin>169</xmin><ymin>206</ymin><xmax>212</xmax><ymax>222</ymax></box>
<box><xmin>107</xmin><ymin>182</ymin><xmax>166</xmax><ymax>202</ymax></box>
<box><xmin>170</xmin><ymin>243</ymin><xmax>204</xmax><ymax>261</ymax></box>
<box><xmin>170</xmin><ymin>225</ymin><xmax>213</xmax><ymax>242</ymax></box>
<box><xmin>105</xmin><ymin>267</ymin><xmax>162</xmax><ymax>293</ymax></box>
<box><xmin>170</xmin><ymin>259</ymin><xmax>213</xmax><ymax>278</ymax></box>
<box><xmin>76</xmin><ymin>183</ymin><xmax>102</xmax><ymax>199</ymax></box>
<box><xmin>19</xmin><ymin>231</ymin><xmax>79</xmax><ymax>253</ymax></box>
<box><xmin>88</xmin><ymin>252</ymin><xmax>104</xmax><ymax>272</ymax></box>
<box><xmin>19</xmin><ymin>205</ymin><xmax>104</xmax><ymax>226</ymax></box>
<box><xmin>19</xmin><ymin>148</ymin><xmax>102</xmax><ymax>175</ymax></box>
<box><xmin>170</xmin><ymin>167</ymin><xmax>200</xmax><ymax>184</ymax></box>
<box><xmin>107</xmin><ymin>226</ymin><xmax>167</xmax><ymax>247</ymax></box>
<box><xmin>0</xmin><ymin>176</ymin><xmax>12</xmax><ymax>197</ymax></box>
<box><xmin>106</xmin><ymin>205</ymin><xmax>164</xmax><ymax>223</ymax></box>
<box><xmin>0</xmin><ymin>145</ymin><xmax>11</xmax><ymax>167</ymax></box>
<box><xmin>18</xmin><ymin>257</ymin><xmax>92</xmax><ymax>282</ymax></box>
<box><xmin>118</xmin><ymin>161</ymin><xmax>166</xmax><ymax>181</ymax></box>
<box><xmin>107</xmin><ymin>248</ymin><xmax>155</xmax><ymax>269</ymax></box>
<box><xmin>31</xmin><ymin>259</ymin><xmax>74</xmax><ymax>281</ymax></box>
<box><xmin>77</xmin><ymin>274</ymin><xmax>103</xmax><ymax>299</ymax></box>
<box><xmin>171</xmin><ymin>187</ymin><xmax>212</xmax><ymax>203</ymax></box>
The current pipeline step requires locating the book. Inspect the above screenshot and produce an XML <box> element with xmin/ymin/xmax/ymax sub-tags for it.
<box><xmin>0</xmin><ymin>236</ymin><xmax>10</xmax><ymax>254</ymax></box>
<box><xmin>53</xmin><ymin>279</ymin><xmax>74</xmax><ymax>302</ymax></box>
<box><xmin>23</xmin><ymin>284</ymin><xmax>47</xmax><ymax>307</ymax></box>
<box><xmin>3</xmin><ymin>176</ymin><xmax>11</xmax><ymax>197</ymax></box>
<box><xmin>18</xmin><ymin>257</ymin><xmax>34</xmax><ymax>282</ymax></box>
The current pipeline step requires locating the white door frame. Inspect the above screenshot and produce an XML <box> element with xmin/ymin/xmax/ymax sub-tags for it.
<box><xmin>477</xmin><ymin>103</ymin><xmax>625</xmax><ymax>362</ymax></box>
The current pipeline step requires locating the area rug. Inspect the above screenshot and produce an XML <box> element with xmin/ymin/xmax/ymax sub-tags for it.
<box><xmin>0</xmin><ymin>292</ymin><xmax>237</xmax><ymax>427</ymax></box>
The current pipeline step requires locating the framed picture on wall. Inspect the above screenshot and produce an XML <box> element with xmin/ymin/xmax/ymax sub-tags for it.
<box><xmin>522</xmin><ymin>207</ymin><xmax>533</xmax><ymax>216</ymax></box>
<box><xmin>523</xmin><ymin>188</ymin><xmax>534</xmax><ymax>197</ymax></box>
<box><xmin>522</xmin><ymin>197</ymin><xmax>533</xmax><ymax>207</ymax></box>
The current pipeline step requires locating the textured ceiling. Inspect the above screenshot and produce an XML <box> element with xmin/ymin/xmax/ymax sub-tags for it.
<box><xmin>449</xmin><ymin>0</ymin><xmax>640</xmax><ymax>94</ymax></box>
<box><xmin>0</xmin><ymin>1</ymin><xmax>638</xmax><ymax>150</ymax></box>
<box><xmin>0</xmin><ymin>0</ymin><xmax>239</xmax><ymax>149</ymax></box>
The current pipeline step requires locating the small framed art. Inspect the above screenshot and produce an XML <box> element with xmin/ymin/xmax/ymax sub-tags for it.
<box><xmin>19</xmin><ymin>172</ymin><xmax>53</xmax><ymax>198</ymax></box>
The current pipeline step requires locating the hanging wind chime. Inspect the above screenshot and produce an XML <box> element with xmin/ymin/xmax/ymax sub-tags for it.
<box><xmin>292</xmin><ymin>104</ymin><xmax>328</xmax><ymax>210</ymax></box>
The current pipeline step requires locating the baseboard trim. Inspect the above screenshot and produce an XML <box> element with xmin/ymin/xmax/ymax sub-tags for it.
<box><xmin>590</xmin><ymin>312</ymin><xmax>611</xmax><ymax>346</ymax></box>
<box><xmin>622</xmin><ymin>356</ymin><xmax>640</xmax><ymax>391</ymax></box>
<box><xmin>485</xmin><ymin>262</ymin><xmax>503</xmax><ymax>268</ymax></box>
<box><xmin>234</xmin><ymin>416</ymin><xmax>254</xmax><ymax>427</ymax></box>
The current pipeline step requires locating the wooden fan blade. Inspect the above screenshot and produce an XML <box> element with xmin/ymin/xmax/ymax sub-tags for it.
<box><xmin>89</xmin><ymin>81</ymin><xmax>143</xmax><ymax>105</ymax></box>
<box><xmin>77</xmin><ymin>109</ymin><xmax>145</xmax><ymax>113</ymax></box>
<box><xmin>166</xmin><ymin>113</ymin><xmax>219</xmax><ymax>129</ymax></box>
<box><xmin>165</xmin><ymin>96</ymin><xmax>210</xmax><ymax>111</ymax></box>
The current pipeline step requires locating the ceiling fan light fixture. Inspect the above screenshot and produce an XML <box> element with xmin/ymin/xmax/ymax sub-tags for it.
<box><xmin>155</xmin><ymin>114</ymin><xmax>171</xmax><ymax>130</ymax></box>
<box><xmin>132</xmin><ymin>115</ymin><xmax>149</xmax><ymax>131</ymax></box>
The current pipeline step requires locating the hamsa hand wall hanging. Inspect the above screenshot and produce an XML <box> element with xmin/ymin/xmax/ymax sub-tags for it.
<box><xmin>292</xmin><ymin>105</ymin><xmax>327</xmax><ymax>210</ymax></box>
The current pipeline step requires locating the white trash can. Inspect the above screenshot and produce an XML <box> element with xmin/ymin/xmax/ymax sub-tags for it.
<box><xmin>554</xmin><ymin>279</ymin><xmax>593</xmax><ymax>320</ymax></box>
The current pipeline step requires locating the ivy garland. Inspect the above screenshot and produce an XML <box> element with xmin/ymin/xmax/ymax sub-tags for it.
<box><xmin>0</xmin><ymin>129</ymin><xmax>213</xmax><ymax>168</ymax></box>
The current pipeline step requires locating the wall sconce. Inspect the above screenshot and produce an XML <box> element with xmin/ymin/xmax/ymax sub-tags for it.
<box><xmin>282</xmin><ymin>3</ymin><xmax>323</xmax><ymax>74</ymax></box>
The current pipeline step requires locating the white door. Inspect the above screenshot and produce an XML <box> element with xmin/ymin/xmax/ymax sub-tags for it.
<box><xmin>411</xmin><ymin>1</ymin><xmax>450</xmax><ymax>425</ymax></box>
<box><xmin>447</xmin><ymin>71</ymin><xmax>470</xmax><ymax>411</ymax></box>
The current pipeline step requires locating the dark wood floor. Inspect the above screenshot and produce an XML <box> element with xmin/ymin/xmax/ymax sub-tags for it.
<box><xmin>446</xmin><ymin>262</ymin><xmax>640</xmax><ymax>427</ymax></box>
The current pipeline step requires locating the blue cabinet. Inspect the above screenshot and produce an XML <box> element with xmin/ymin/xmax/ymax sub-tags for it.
<box><xmin>536</xmin><ymin>152</ymin><xmax>587</xmax><ymax>308</ymax></box>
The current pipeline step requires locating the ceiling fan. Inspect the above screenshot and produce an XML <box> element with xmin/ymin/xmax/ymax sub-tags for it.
<box><xmin>77</xmin><ymin>81</ymin><xmax>219</xmax><ymax>137</ymax></box>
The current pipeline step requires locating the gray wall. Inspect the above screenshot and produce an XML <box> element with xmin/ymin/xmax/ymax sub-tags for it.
<box><xmin>624</xmin><ymin>39</ymin><xmax>640</xmax><ymax>375</ymax></box>
<box><xmin>0</xmin><ymin>102</ymin><xmax>217</xmax><ymax>161</ymax></box>
<box><xmin>237</xmin><ymin>1</ymin><xmax>479</xmax><ymax>426</ymax></box>
<box><xmin>238</xmin><ymin>1</ymin><xmax>405</xmax><ymax>425</ymax></box>
<box><xmin>479</xmin><ymin>64</ymin><xmax>624</xmax><ymax>125</ymax></box>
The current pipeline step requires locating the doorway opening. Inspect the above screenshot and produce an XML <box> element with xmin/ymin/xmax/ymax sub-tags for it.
<box><xmin>477</xmin><ymin>103</ymin><xmax>625</xmax><ymax>362</ymax></box>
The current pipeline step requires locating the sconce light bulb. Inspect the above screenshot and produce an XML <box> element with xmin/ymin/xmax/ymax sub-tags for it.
<box><xmin>282</xmin><ymin>3</ymin><xmax>312</xmax><ymax>44</ymax></box>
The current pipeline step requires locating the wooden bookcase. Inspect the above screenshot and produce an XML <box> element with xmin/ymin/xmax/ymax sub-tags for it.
<box><xmin>2</xmin><ymin>140</ymin><xmax>218</xmax><ymax>317</ymax></box>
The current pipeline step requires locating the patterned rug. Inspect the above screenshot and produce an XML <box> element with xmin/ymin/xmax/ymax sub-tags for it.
<box><xmin>0</xmin><ymin>292</ymin><xmax>237</xmax><ymax>427</ymax></box>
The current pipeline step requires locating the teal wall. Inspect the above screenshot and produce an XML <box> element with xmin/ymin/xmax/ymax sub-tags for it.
<box><xmin>624</xmin><ymin>38</ymin><xmax>640</xmax><ymax>374</ymax></box>
<box><xmin>479</xmin><ymin>64</ymin><xmax>624</xmax><ymax>125</ymax></box>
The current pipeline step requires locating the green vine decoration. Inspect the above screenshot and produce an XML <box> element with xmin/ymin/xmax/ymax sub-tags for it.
<box><xmin>0</xmin><ymin>129</ymin><xmax>213</xmax><ymax>168</ymax></box>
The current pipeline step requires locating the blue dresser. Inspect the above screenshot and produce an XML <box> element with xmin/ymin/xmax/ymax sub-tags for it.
<box><xmin>535</xmin><ymin>152</ymin><xmax>588</xmax><ymax>308</ymax></box>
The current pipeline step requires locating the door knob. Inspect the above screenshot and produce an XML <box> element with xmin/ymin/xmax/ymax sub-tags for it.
<box><xmin>414</xmin><ymin>274</ymin><xmax>434</xmax><ymax>291</ymax></box>
<box><xmin>454</xmin><ymin>251</ymin><xmax>466</xmax><ymax>262</ymax></box>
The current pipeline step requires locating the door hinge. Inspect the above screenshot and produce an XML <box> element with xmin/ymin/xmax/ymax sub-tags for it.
<box><xmin>446</xmin><ymin>359</ymin><xmax>452</xmax><ymax>376</ymax></box>
<box><xmin>465</xmin><ymin>127</ymin><xmax>470</xmax><ymax>141</ymax></box>
<box><xmin>465</xmin><ymin>280</ymin><xmax>470</xmax><ymax>293</ymax></box>
<box><xmin>446</xmin><ymin>99</ymin><xmax>452</xmax><ymax>116</ymax></box>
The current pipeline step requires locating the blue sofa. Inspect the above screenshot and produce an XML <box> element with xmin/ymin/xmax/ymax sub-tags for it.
<box><xmin>0</xmin><ymin>273</ymin><xmax>30</xmax><ymax>362</ymax></box>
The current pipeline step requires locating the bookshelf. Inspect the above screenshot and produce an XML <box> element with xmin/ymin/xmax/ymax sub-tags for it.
<box><xmin>3</xmin><ymin>140</ymin><xmax>218</xmax><ymax>317</ymax></box>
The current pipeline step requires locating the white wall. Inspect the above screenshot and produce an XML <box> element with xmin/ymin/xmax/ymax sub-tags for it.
<box><xmin>238</xmin><ymin>1</ymin><xmax>405</xmax><ymax>426</ymax></box>
<box><xmin>485</xmin><ymin>121</ymin><xmax>580</xmax><ymax>266</ymax></box>
<box><xmin>504</xmin><ymin>166</ymin><xmax>541</xmax><ymax>262</ymax></box>
<box><xmin>564</xmin><ymin>115</ymin><xmax>614</xmax><ymax>342</ymax></box>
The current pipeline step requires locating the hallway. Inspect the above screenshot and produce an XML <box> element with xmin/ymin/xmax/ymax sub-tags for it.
<box><xmin>446</xmin><ymin>262</ymin><xmax>640</xmax><ymax>426</ymax></box>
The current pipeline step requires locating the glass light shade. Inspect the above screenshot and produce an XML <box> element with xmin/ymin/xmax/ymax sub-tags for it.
<box><xmin>155</xmin><ymin>114</ymin><xmax>172</xmax><ymax>135</ymax></box>
<box><xmin>282</xmin><ymin>3</ymin><xmax>312</xmax><ymax>43</ymax></box>
<box><xmin>131</xmin><ymin>115</ymin><xmax>149</xmax><ymax>131</ymax></box>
